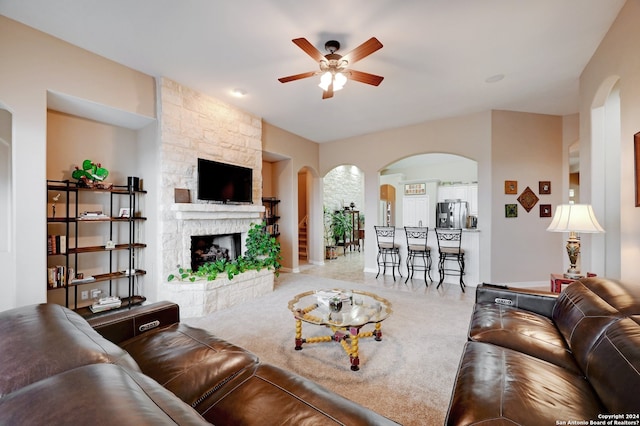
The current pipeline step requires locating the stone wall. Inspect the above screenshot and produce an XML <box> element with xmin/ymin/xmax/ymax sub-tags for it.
<box><xmin>323</xmin><ymin>165</ymin><xmax>365</xmax><ymax>212</ymax></box>
<box><xmin>157</xmin><ymin>79</ymin><xmax>271</xmax><ymax>314</ymax></box>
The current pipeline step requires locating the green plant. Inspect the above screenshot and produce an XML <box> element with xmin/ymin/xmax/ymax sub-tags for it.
<box><xmin>244</xmin><ymin>221</ymin><xmax>282</xmax><ymax>271</ymax></box>
<box><xmin>167</xmin><ymin>221</ymin><xmax>281</xmax><ymax>282</ymax></box>
<box><xmin>323</xmin><ymin>206</ymin><xmax>336</xmax><ymax>246</ymax></box>
<box><xmin>331</xmin><ymin>210</ymin><xmax>353</xmax><ymax>244</ymax></box>
<box><xmin>72</xmin><ymin>159</ymin><xmax>109</xmax><ymax>183</ymax></box>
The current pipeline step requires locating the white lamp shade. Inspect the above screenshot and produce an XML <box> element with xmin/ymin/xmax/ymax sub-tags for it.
<box><xmin>546</xmin><ymin>204</ymin><xmax>605</xmax><ymax>233</ymax></box>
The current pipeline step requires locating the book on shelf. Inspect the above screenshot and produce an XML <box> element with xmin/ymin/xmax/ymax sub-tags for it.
<box><xmin>70</xmin><ymin>276</ymin><xmax>95</xmax><ymax>284</ymax></box>
<box><xmin>47</xmin><ymin>235</ymin><xmax>66</xmax><ymax>254</ymax></box>
<box><xmin>78</xmin><ymin>211</ymin><xmax>109</xmax><ymax>220</ymax></box>
<box><xmin>47</xmin><ymin>265</ymin><xmax>72</xmax><ymax>288</ymax></box>
<box><xmin>90</xmin><ymin>296</ymin><xmax>121</xmax><ymax>313</ymax></box>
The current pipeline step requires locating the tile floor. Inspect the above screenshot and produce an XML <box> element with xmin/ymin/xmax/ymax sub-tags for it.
<box><xmin>295</xmin><ymin>249</ymin><xmax>471</xmax><ymax>299</ymax></box>
<box><xmin>295</xmin><ymin>250</ymin><xmax>550</xmax><ymax>295</ymax></box>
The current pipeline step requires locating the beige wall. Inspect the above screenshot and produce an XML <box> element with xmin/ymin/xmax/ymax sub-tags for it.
<box><xmin>580</xmin><ymin>0</ymin><xmax>640</xmax><ymax>283</ymax></box>
<box><xmin>262</xmin><ymin>122</ymin><xmax>321</xmax><ymax>270</ymax></box>
<box><xmin>46</xmin><ymin>111</ymin><xmax>146</xmax><ymax>307</ymax></box>
<box><xmin>0</xmin><ymin>16</ymin><xmax>156</xmax><ymax>310</ymax></box>
<box><xmin>490</xmin><ymin>110</ymin><xmax>564</xmax><ymax>282</ymax></box>
<box><xmin>319</xmin><ymin>111</ymin><xmax>495</xmax><ymax>280</ymax></box>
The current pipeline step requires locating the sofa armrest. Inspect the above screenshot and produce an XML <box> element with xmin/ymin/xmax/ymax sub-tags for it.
<box><xmin>475</xmin><ymin>284</ymin><xmax>559</xmax><ymax>318</ymax></box>
<box><xmin>87</xmin><ymin>301</ymin><xmax>180</xmax><ymax>345</ymax></box>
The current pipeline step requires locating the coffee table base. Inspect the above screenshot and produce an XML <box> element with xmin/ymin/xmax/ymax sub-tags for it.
<box><xmin>294</xmin><ymin>319</ymin><xmax>383</xmax><ymax>371</ymax></box>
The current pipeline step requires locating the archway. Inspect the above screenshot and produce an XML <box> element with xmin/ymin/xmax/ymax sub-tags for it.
<box><xmin>380</xmin><ymin>153</ymin><xmax>478</xmax><ymax>229</ymax></box>
<box><xmin>322</xmin><ymin>165</ymin><xmax>365</xmax><ymax>260</ymax></box>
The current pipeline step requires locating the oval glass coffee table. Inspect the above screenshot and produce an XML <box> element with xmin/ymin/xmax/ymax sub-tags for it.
<box><xmin>288</xmin><ymin>289</ymin><xmax>393</xmax><ymax>371</ymax></box>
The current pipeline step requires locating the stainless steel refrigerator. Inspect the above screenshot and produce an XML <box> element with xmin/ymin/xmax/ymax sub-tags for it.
<box><xmin>436</xmin><ymin>200</ymin><xmax>468</xmax><ymax>228</ymax></box>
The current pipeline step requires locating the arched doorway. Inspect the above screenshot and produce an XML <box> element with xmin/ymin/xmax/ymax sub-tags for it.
<box><xmin>322</xmin><ymin>165</ymin><xmax>365</xmax><ymax>261</ymax></box>
<box><xmin>380</xmin><ymin>153</ymin><xmax>478</xmax><ymax>229</ymax></box>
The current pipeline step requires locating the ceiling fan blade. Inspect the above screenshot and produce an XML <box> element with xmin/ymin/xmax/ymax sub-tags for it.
<box><xmin>348</xmin><ymin>70</ymin><xmax>384</xmax><ymax>86</ymax></box>
<box><xmin>342</xmin><ymin>37</ymin><xmax>383</xmax><ymax>64</ymax></box>
<box><xmin>292</xmin><ymin>38</ymin><xmax>325</xmax><ymax>62</ymax></box>
<box><xmin>322</xmin><ymin>83</ymin><xmax>334</xmax><ymax>99</ymax></box>
<box><xmin>278</xmin><ymin>71</ymin><xmax>317</xmax><ymax>83</ymax></box>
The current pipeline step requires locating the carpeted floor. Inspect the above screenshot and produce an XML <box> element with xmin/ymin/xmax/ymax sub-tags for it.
<box><xmin>185</xmin><ymin>270</ymin><xmax>475</xmax><ymax>425</ymax></box>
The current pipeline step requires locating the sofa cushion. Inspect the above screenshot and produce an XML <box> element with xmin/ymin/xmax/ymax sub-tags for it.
<box><xmin>445</xmin><ymin>342</ymin><xmax>605</xmax><ymax>425</ymax></box>
<box><xmin>552</xmin><ymin>278</ymin><xmax>640</xmax><ymax>370</ymax></box>
<box><xmin>0</xmin><ymin>363</ymin><xmax>209</xmax><ymax>425</ymax></box>
<box><xmin>0</xmin><ymin>303</ymin><xmax>140</xmax><ymax>397</ymax></box>
<box><xmin>584</xmin><ymin>316</ymin><xmax>640</xmax><ymax>414</ymax></box>
<box><xmin>469</xmin><ymin>303</ymin><xmax>581</xmax><ymax>374</ymax></box>
<box><xmin>201</xmin><ymin>363</ymin><xmax>399</xmax><ymax>426</ymax></box>
<box><xmin>120</xmin><ymin>323</ymin><xmax>259</xmax><ymax>410</ymax></box>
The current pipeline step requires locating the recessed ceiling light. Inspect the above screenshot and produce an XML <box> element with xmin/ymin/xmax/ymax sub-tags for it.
<box><xmin>485</xmin><ymin>74</ymin><xmax>505</xmax><ymax>83</ymax></box>
<box><xmin>231</xmin><ymin>88</ymin><xmax>247</xmax><ymax>97</ymax></box>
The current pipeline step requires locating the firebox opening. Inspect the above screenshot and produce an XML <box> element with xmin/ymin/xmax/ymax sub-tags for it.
<box><xmin>191</xmin><ymin>233</ymin><xmax>242</xmax><ymax>271</ymax></box>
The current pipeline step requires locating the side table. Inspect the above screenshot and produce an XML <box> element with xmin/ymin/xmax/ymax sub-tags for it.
<box><xmin>550</xmin><ymin>272</ymin><xmax>596</xmax><ymax>293</ymax></box>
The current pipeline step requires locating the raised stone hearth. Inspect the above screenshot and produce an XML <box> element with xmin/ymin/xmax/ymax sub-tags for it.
<box><xmin>163</xmin><ymin>268</ymin><xmax>274</xmax><ymax>319</ymax></box>
<box><xmin>159</xmin><ymin>202</ymin><xmax>272</xmax><ymax>317</ymax></box>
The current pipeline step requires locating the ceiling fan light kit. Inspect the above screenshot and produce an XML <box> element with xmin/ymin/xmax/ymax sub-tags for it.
<box><xmin>318</xmin><ymin>71</ymin><xmax>347</xmax><ymax>91</ymax></box>
<box><xmin>278</xmin><ymin>37</ymin><xmax>384</xmax><ymax>99</ymax></box>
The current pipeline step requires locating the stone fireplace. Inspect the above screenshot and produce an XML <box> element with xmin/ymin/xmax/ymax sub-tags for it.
<box><xmin>159</xmin><ymin>203</ymin><xmax>273</xmax><ymax>318</ymax></box>
<box><xmin>156</xmin><ymin>78</ymin><xmax>272</xmax><ymax>318</ymax></box>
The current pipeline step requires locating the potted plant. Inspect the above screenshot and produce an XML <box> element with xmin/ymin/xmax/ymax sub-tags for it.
<box><xmin>324</xmin><ymin>206</ymin><xmax>338</xmax><ymax>259</ymax></box>
<box><xmin>332</xmin><ymin>209</ymin><xmax>353</xmax><ymax>250</ymax></box>
<box><xmin>71</xmin><ymin>159</ymin><xmax>111</xmax><ymax>189</ymax></box>
<box><xmin>244</xmin><ymin>220</ymin><xmax>282</xmax><ymax>271</ymax></box>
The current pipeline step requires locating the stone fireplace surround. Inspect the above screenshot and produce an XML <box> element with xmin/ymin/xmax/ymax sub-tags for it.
<box><xmin>159</xmin><ymin>203</ymin><xmax>274</xmax><ymax>318</ymax></box>
<box><xmin>157</xmin><ymin>78</ymin><xmax>268</xmax><ymax>318</ymax></box>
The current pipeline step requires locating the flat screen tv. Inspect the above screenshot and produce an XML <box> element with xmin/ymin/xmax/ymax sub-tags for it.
<box><xmin>197</xmin><ymin>158</ymin><xmax>253</xmax><ymax>204</ymax></box>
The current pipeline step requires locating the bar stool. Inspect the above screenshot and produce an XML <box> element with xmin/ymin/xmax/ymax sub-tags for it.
<box><xmin>404</xmin><ymin>226</ymin><xmax>432</xmax><ymax>285</ymax></box>
<box><xmin>374</xmin><ymin>226</ymin><xmax>402</xmax><ymax>280</ymax></box>
<box><xmin>435</xmin><ymin>228</ymin><xmax>465</xmax><ymax>292</ymax></box>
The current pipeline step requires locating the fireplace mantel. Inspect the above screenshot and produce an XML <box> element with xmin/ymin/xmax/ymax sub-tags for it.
<box><xmin>170</xmin><ymin>203</ymin><xmax>264</xmax><ymax>220</ymax></box>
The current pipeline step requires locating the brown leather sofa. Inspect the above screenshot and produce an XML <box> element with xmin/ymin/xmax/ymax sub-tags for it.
<box><xmin>445</xmin><ymin>277</ymin><xmax>640</xmax><ymax>425</ymax></box>
<box><xmin>0</xmin><ymin>301</ymin><xmax>398</xmax><ymax>425</ymax></box>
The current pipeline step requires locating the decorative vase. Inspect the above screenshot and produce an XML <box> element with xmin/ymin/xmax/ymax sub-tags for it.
<box><xmin>325</xmin><ymin>246</ymin><xmax>338</xmax><ymax>260</ymax></box>
<box><xmin>329</xmin><ymin>299</ymin><xmax>343</xmax><ymax>313</ymax></box>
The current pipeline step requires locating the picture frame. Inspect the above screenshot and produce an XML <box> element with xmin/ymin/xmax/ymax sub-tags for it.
<box><xmin>504</xmin><ymin>180</ymin><xmax>517</xmax><ymax>194</ymax></box>
<box><xmin>404</xmin><ymin>183</ymin><xmax>426</xmax><ymax>195</ymax></box>
<box><xmin>174</xmin><ymin>188</ymin><xmax>191</xmax><ymax>203</ymax></box>
<box><xmin>635</xmin><ymin>132</ymin><xmax>640</xmax><ymax>206</ymax></box>
<box><xmin>517</xmin><ymin>186</ymin><xmax>539</xmax><ymax>212</ymax></box>
<box><xmin>118</xmin><ymin>208</ymin><xmax>130</xmax><ymax>218</ymax></box>
<box><xmin>540</xmin><ymin>204</ymin><xmax>552</xmax><ymax>218</ymax></box>
<box><xmin>539</xmin><ymin>181</ymin><xmax>551</xmax><ymax>194</ymax></box>
<box><xmin>505</xmin><ymin>204</ymin><xmax>518</xmax><ymax>218</ymax></box>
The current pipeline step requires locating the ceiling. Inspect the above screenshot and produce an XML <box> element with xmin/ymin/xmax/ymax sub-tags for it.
<box><xmin>0</xmin><ymin>1</ymin><xmax>626</xmax><ymax>143</ymax></box>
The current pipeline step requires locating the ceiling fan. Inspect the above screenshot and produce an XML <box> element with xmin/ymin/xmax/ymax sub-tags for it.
<box><xmin>278</xmin><ymin>37</ymin><xmax>384</xmax><ymax>99</ymax></box>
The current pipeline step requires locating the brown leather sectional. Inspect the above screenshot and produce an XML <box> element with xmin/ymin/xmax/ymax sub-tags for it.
<box><xmin>0</xmin><ymin>301</ymin><xmax>398</xmax><ymax>425</ymax></box>
<box><xmin>446</xmin><ymin>277</ymin><xmax>640</xmax><ymax>425</ymax></box>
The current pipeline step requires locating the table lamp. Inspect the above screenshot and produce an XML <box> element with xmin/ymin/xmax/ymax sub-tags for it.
<box><xmin>546</xmin><ymin>204</ymin><xmax>604</xmax><ymax>279</ymax></box>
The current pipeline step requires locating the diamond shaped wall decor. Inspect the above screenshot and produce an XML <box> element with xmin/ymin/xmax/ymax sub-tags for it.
<box><xmin>517</xmin><ymin>186</ymin><xmax>539</xmax><ymax>212</ymax></box>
